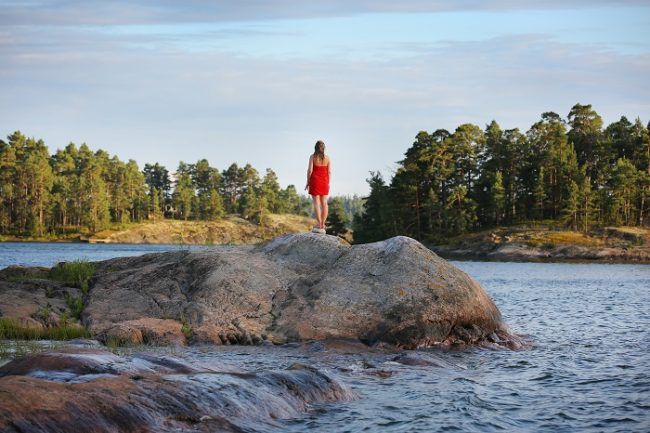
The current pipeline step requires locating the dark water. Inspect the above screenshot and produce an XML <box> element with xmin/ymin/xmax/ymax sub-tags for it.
<box><xmin>1</xmin><ymin>243</ymin><xmax>649</xmax><ymax>432</ymax></box>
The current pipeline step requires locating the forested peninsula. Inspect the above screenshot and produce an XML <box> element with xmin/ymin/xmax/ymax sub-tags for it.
<box><xmin>352</xmin><ymin>104</ymin><xmax>649</xmax><ymax>243</ymax></box>
<box><xmin>0</xmin><ymin>132</ymin><xmax>359</xmax><ymax>241</ymax></box>
<box><xmin>1</xmin><ymin>103</ymin><xmax>649</xmax><ymax>261</ymax></box>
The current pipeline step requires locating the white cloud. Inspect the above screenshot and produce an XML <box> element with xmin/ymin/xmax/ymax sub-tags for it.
<box><xmin>1</xmin><ymin>5</ymin><xmax>648</xmax><ymax>195</ymax></box>
<box><xmin>1</xmin><ymin>1</ymin><xmax>648</xmax><ymax>26</ymax></box>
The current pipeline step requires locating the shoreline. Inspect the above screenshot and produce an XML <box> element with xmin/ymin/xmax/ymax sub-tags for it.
<box><xmin>434</xmin><ymin>250</ymin><xmax>650</xmax><ymax>265</ymax></box>
<box><xmin>431</xmin><ymin>226</ymin><xmax>650</xmax><ymax>264</ymax></box>
<box><xmin>2</xmin><ymin>223</ymin><xmax>649</xmax><ymax>265</ymax></box>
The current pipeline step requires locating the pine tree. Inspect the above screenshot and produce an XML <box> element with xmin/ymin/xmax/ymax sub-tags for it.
<box><xmin>610</xmin><ymin>158</ymin><xmax>638</xmax><ymax>225</ymax></box>
<box><xmin>326</xmin><ymin>198</ymin><xmax>348</xmax><ymax>237</ymax></box>
<box><xmin>580</xmin><ymin>174</ymin><xmax>595</xmax><ymax>233</ymax></box>
<box><xmin>277</xmin><ymin>185</ymin><xmax>301</xmax><ymax>214</ymax></box>
<box><xmin>172</xmin><ymin>162</ymin><xmax>195</xmax><ymax>220</ymax></box>
<box><xmin>150</xmin><ymin>187</ymin><xmax>162</xmax><ymax>221</ymax></box>
<box><xmin>143</xmin><ymin>162</ymin><xmax>171</xmax><ymax>217</ymax></box>
<box><xmin>353</xmin><ymin>172</ymin><xmax>393</xmax><ymax>243</ymax></box>
<box><xmin>568</xmin><ymin>103</ymin><xmax>604</xmax><ymax>178</ymax></box>
<box><xmin>534</xmin><ymin>166</ymin><xmax>546</xmax><ymax>219</ymax></box>
<box><xmin>205</xmin><ymin>189</ymin><xmax>225</xmax><ymax>220</ymax></box>
<box><xmin>0</xmin><ymin>138</ymin><xmax>16</xmax><ymax>233</ymax></box>
<box><xmin>445</xmin><ymin>185</ymin><xmax>475</xmax><ymax>235</ymax></box>
<box><xmin>261</xmin><ymin>169</ymin><xmax>281</xmax><ymax>213</ymax></box>
<box><xmin>491</xmin><ymin>171</ymin><xmax>506</xmax><ymax>225</ymax></box>
<box><xmin>563</xmin><ymin>180</ymin><xmax>580</xmax><ymax>230</ymax></box>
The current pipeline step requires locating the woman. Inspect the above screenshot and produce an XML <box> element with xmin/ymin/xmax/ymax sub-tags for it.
<box><xmin>305</xmin><ymin>140</ymin><xmax>330</xmax><ymax>234</ymax></box>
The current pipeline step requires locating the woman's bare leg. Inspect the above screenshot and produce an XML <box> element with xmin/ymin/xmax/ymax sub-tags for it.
<box><xmin>319</xmin><ymin>196</ymin><xmax>329</xmax><ymax>229</ymax></box>
<box><xmin>312</xmin><ymin>195</ymin><xmax>322</xmax><ymax>229</ymax></box>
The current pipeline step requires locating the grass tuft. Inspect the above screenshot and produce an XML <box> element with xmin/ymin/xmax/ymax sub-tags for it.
<box><xmin>65</xmin><ymin>294</ymin><xmax>84</xmax><ymax>320</ymax></box>
<box><xmin>0</xmin><ymin>317</ymin><xmax>91</xmax><ymax>340</ymax></box>
<box><xmin>48</xmin><ymin>260</ymin><xmax>95</xmax><ymax>293</ymax></box>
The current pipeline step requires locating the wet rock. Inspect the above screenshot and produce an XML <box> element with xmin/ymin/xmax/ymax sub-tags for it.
<box><xmin>306</xmin><ymin>339</ymin><xmax>380</xmax><ymax>354</ymax></box>
<box><xmin>0</xmin><ymin>348</ymin><xmax>355</xmax><ymax>433</ymax></box>
<box><xmin>392</xmin><ymin>351</ymin><xmax>455</xmax><ymax>368</ymax></box>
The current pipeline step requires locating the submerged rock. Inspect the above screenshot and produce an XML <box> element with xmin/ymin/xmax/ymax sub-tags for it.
<box><xmin>0</xmin><ymin>348</ymin><xmax>354</xmax><ymax>433</ymax></box>
<box><xmin>3</xmin><ymin>233</ymin><xmax>521</xmax><ymax>348</ymax></box>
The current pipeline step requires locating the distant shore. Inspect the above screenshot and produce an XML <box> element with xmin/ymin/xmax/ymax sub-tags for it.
<box><xmin>431</xmin><ymin>226</ymin><xmax>650</xmax><ymax>264</ymax></box>
<box><xmin>2</xmin><ymin>220</ymin><xmax>649</xmax><ymax>264</ymax></box>
<box><xmin>0</xmin><ymin>214</ymin><xmax>314</xmax><ymax>245</ymax></box>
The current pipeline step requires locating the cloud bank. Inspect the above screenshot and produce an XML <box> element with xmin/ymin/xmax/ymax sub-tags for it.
<box><xmin>1</xmin><ymin>2</ymin><xmax>649</xmax><ymax>194</ymax></box>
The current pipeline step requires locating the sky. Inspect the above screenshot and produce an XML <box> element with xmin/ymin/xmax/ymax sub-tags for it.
<box><xmin>1</xmin><ymin>1</ymin><xmax>649</xmax><ymax>195</ymax></box>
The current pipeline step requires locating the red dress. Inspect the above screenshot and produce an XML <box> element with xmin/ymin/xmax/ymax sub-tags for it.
<box><xmin>309</xmin><ymin>164</ymin><xmax>330</xmax><ymax>196</ymax></box>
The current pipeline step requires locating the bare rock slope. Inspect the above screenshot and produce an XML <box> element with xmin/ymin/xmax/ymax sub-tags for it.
<box><xmin>85</xmin><ymin>233</ymin><xmax>519</xmax><ymax>348</ymax></box>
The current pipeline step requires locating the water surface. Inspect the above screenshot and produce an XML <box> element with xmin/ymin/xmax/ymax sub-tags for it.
<box><xmin>1</xmin><ymin>243</ymin><xmax>648</xmax><ymax>432</ymax></box>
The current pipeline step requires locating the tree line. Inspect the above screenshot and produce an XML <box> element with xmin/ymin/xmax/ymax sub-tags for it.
<box><xmin>353</xmin><ymin>104</ymin><xmax>650</xmax><ymax>243</ymax></box>
<box><xmin>0</xmin><ymin>131</ymin><xmax>314</xmax><ymax>237</ymax></box>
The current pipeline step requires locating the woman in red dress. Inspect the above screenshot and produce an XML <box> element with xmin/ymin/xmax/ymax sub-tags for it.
<box><xmin>305</xmin><ymin>140</ymin><xmax>330</xmax><ymax>233</ymax></box>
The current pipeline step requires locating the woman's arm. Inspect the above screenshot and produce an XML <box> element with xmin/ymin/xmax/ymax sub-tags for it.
<box><xmin>327</xmin><ymin>157</ymin><xmax>331</xmax><ymax>179</ymax></box>
<box><xmin>305</xmin><ymin>155</ymin><xmax>313</xmax><ymax>190</ymax></box>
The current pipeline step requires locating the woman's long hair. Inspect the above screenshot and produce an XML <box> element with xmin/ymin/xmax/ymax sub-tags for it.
<box><xmin>313</xmin><ymin>140</ymin><xmax>325</xmax><ymax>163</ymax></box>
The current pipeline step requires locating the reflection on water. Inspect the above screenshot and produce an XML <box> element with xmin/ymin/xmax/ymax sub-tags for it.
<box><xmin>1</xmin><ymin>244</ymin><xmax>649</xmax><ymax>431</ymax></box>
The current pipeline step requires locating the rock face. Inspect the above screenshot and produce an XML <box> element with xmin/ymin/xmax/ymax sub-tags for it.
<box><xmin>0</xmin><ymin>348</ymin><xmax>354</xmax><ymax>433</ymax></box>
<box><xmin>83</xmin><ymin>233</ymin><xmax>517</xmax><ymax>348</ymax></box>
<box><xmin>0</xmin><ymin>266</ymin><xmax>84</xmax><ymax>329</ymax></box>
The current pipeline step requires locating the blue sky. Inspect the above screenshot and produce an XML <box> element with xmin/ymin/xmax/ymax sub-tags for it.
<box><xmin>1</xmin><ymin>1</ymin><xmax>649</xmax><ymax>195</ymax></box>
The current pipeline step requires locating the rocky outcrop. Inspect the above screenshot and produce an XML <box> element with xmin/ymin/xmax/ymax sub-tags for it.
<box><xmin>484</xmin><ymin>243</ymin><xmax>650</xmax><ymax>262</ymax></box>
<box><xmin>80</xmin><ymin>233</ymin><xmax>519</xmax><ymax>348</ymax></box>
<box><xmin>98</xmin><ymin>318</ymin><xmax>186</xmax><ymax>346</ymax></box>
<box><xmin>0</xmin><ymin>266</ymin><xmax>84</xmax><ymax>329</ymax></box>
<box><xmin>0</xmin><ymin>347</ymin><xmax>354</xmax><ymax>433</ymax></box>
<box><xmin>432</xmin><ymin>227</ymin><xmax>650</xmax><ymax>263</ymax></box>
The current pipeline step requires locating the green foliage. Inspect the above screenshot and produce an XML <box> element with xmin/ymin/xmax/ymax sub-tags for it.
<box><xmin>353</xmin><ymin>104</ymin><xmax>650</xmax><ymax>244</ymax></box>
<box><xmin>36</xmin><ymin>306</ymin><xmax>52</xmax><ymax>322</ymax></box>
<box><xmin>0</xmin><ymin>134</ymin><xmax>311</xmax><ymax>238</ymax></box>
<box><xmin>490</xmin><ymin>171</ymin><xmax>506</xmax><ymax>225</ymax></box>
<box><xmin>332</xmin><ymin>194</ymin><xmax>365</xmax><ymax>225</ymax></box>
<box><xmin>3</xmin><ymin>106</ymin><xmax>648</xmax><ymax>244</ymax></box>
<box><xmin>326</xmin><ymin>197</ymin><xmax>349</xmax><ymax>237</ymax></box>
<box><xmin>563</xmin><ymin>180</ymin><xmax>580</xmax><ymax>230</ymax></box>
<box><xmin>65</xmin><ymin>293</ymin><xmax>85</xmax><ymax>320</ymax></box>
<box><xmin>49</xmin><ymin>260</ymin><xmax>95</xmax><ymax>293</ymax></box>
<box><xmin>180</xmin><ymin>316</ymin><xmax>192</xmax><ymax>339</ymax></box>
<box><xmin>0</xmin><ymin>317</ymin><xmax>90</xmax><ymax>340</ymax></box>
<box><xmin>172</xmin><ymin>162</ymin><xmax>195</xmax><ymax>220</ymax></box>
<box><xmin>352</xmin><ymin>172</ymin><xmax>394</xmax><ymax>243</ymax></box>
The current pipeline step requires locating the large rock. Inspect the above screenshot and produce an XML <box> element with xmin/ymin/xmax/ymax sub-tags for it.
<box><xmin>0</xmin><ymin>348</ymin><xmax>354</xmax><ymax>432</ymax></box>
<box><xmin>83</xmin><ymin>233</ymin><xmax>518</xmax><ymax>348</ymax></box>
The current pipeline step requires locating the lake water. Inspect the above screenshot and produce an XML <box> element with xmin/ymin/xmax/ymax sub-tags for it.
<box><xmin>1</xmin><ymin>243</ymin><xmax>649</xmax><ymax>432</ymax></box>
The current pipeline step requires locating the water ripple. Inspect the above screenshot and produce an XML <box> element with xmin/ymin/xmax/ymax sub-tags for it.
<box><xmin>2</xmin><ymin>246</ymin><xmax>649</xmax><ymax>432</ymax></box>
